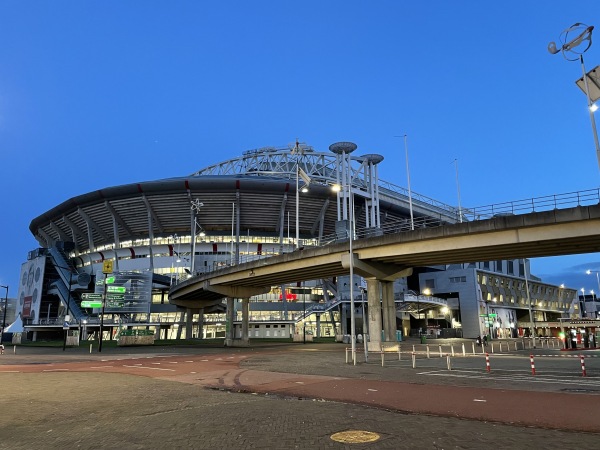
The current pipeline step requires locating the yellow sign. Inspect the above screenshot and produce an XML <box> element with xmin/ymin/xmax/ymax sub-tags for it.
<box><xmin>102</xmin><ymin>260</ymin><xmax>114</xmax><ymax>274</ymax></box>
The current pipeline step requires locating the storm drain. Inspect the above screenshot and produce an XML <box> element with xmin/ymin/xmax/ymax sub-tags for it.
<box><xmin>330</xmin><ymin>430</ymin><xmax>380</xmax><ymax>444</ymax></box>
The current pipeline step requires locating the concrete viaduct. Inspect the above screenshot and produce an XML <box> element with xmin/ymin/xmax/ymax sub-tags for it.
<box><xmin>170</xmin><ymin>204</ymin><xmax>600</xmax><ymax>350</ymax></box>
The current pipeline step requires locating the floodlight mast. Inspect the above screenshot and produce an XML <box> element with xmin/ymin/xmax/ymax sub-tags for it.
<box><xmin>549</xmin><ymin>23</ymin><xmax>600</xmax><ymax>171</ymax></box>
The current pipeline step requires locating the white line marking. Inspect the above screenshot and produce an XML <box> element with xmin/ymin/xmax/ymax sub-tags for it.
<box><xmin>42</xmin><ymin>369</ymin><xmax>69</xmax><ymax>372</ymax></box>
<box><xmin>473</xmin><ymin>399</ymin><xmax>487</xmax><ymax>402</ymax></box>
<box><xmin>89</xmin><ymin>366</ymin><xmax>114</xmax><ymax>369</ymax></box>
<box><xmin>122</xmin><ymin>365</ymin><xmax>175</xmax><ymax>372</ymax></box>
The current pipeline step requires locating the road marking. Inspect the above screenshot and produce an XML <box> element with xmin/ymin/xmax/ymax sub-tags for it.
<box><xmin>368</xmin><ymin>389</ymin><xmax>378</xmax><ymax>392</ymax></box>
<box><xmin>43</xmin><ymin>369</ymin><xmax>69</xmax><ymax>372</ymax></box>
<box><xmin>122</xmin><ymin>365</ymin><xmax>175</xmax><ymax>371</ymax></box>
<box><xmin>473</xmin><ymin>399</ymin><xmax>487</xmax><ymax>402</ymax></box>
<box><xmin>89</xmin><ymin>366</ymin><xmax>114</xmax><ymax>369</ymax></box>
<box><xmin>0</xmin><ymin>370</ymin><xmax>20</xmax><ymax>373</ymax></box>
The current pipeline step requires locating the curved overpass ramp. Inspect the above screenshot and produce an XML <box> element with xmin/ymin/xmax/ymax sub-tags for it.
<box><xmin>170</xmin><ymin>205</ymin><xmax>600</xmax><ymax>307</ymax></box>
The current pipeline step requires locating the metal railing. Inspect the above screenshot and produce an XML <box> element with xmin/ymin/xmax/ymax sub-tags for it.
<box><xmin>173</xmin><ymin>187</ymin><xmax>600</xmax><ymax>280</ymax></box>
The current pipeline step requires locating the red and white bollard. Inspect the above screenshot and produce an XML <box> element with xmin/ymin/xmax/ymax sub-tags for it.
<box><xmin>581</xmin><ymin>354</ymin><xmax>587</xmax><ymax>377</ymax></box>
<box><xmin>485</xmin><ymin>353</ymin><xmax>491</xmax><ymax>373</ymax></box>
<box><xmin>530</xmin><ymin>354</ymin><xmax>536</xmax><ymax>376</ymax></box>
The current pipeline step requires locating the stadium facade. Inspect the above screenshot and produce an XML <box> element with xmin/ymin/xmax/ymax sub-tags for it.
<box><xmin>7</xmin><ymin>142</ymin><xmax>580</xmax><ymax>345</ymax></box>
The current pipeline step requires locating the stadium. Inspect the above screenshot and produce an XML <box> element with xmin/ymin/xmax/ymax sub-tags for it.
<box><xmin>9</xmin><ymin>141</ymin><xmax>579</xmax><ymax>345</ymax></box>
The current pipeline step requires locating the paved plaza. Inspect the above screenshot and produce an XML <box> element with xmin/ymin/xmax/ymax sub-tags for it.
<box><xmin>0</xmin><ymin>339</ymin><xmax>599</xmax><ymax>449</ymax></box>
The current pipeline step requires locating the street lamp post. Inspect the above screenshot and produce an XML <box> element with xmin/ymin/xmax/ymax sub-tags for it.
<box><xmin>50</xmin><ymin>265</ymin><xmax>75</xmax><ymax>352</ymax></box>
<box><xmin>0</xmin><ymin>285</ymin><xmax>8</xmax><ymax>344</ymax></box>
<box><xmin>331</xmin><ymin>181</ymin><xmax>356</xmax><ymax>364</ymax></box>
<box><xmin>548</xmin><ymin>23</ymin><xmax>600</xmax><ymax>171</ymax></box>
<box><xmin>349</xmin><ymin>184</ymin><xmax>356</xmax><ymax>364</ymax></box>
<box><xmin>522</xmin><ymin>259</ymin><xmax>536</xmax><ymax>348</ymax></box>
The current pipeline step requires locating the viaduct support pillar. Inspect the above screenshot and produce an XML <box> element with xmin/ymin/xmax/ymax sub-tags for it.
<box><xmin>382</xmin><ymin>281</ymin><xmax>396</xmax><ymax>342</ymax></box>
<box><xmin>241</xmin><ymin>297</ymin><xmax>250</xmax><ymax>346</ymax></box>
<box><xmin>198</xmin><ymin>308</ymin><xmax>204</xmax><ymax>339</ymax></box>
<box><xmin>366</xmin><ymin>278</ymin><xmax>382</xmax><ymax>351</ymax></box>
<box><xmin>225</xmin><ymin>297</ymin><xmax>234</xmax><ymax>347</ymax></box>
<box><xmin>185</xmin><ymin>308</ymin><xmax>193</xmax><ymax>340</ymax></box>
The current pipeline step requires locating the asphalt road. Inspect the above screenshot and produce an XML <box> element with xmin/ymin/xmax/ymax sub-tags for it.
<box><xmin>0</xmin><ymin>339</ymin><xmax>599</xmax><ymax>449</ymax></box>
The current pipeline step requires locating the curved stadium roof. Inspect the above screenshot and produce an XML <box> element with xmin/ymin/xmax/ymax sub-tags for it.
<box><xmin>30</xmin><ymin>146</ymin><xmax>459</xmax><ymax>253</ymax></box>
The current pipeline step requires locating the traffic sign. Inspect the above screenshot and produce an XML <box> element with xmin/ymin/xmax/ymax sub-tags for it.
<box><xmin>81</xmin><ymin>293</ymin><xmax>103</xmax><ymax>301</ymax></box>
<box><xmin>106</xmin><ymin>301</ymin><xmax>124</xmax><ymax>308</ymax></box>
<box><xmin>106</xmin><ymin>276</ymin><xmax>115</xmax><ymax>284</ymax></box>
<box><xmin>81</xmin><ymin>300</ymin><xmax>103</xmax><ymax>308</ymax></box>
<box><xmin>103</xmin><ymin>260</ymin><xmax>114</xmax><ymax>274</ymax></box>
<box><xmin>107</xmin><ymin>286</ymin><xmax>126</xmax><ymax>293</ymax></box>
<box><xmin>106</xmin><ymin>293</ymin><xmax>125</xmax><ymax>301</ymax></box>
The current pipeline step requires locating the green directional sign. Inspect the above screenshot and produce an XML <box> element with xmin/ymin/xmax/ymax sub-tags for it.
<box><xmin>107</xmin><ymin>286</ymin><xmax>126</xmax><ymax>293</ymax></box>
<box><xmin>106</xmin><ymin>293</ymin><xmax>125</xmax><ymax>301</ymax></box>
<box><xmin>81</xmin><ymin>293</ymin><xmax>103</xmax><ymax>301</ymax></box>
<box><xmin>106</xmin><ymin>276</ymin><xmax>116</xmax><ymax>284</ymax></box>
<box><xmin>81</xmin><ymin>300</ymin><xmax>103</xmax><ymax>308</ymax></box>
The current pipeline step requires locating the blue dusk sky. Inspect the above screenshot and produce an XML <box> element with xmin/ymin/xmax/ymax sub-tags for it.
<box><xmin>1</xmin><ymin>1</ymin><xmax>600</xmax><ymax>295</ymax></box>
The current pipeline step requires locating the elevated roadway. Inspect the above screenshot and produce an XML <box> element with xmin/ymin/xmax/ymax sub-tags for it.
<box><xmin>170</xmin><ymin>204</ymin><xmax>600</xmax><ymax>306</ymax></box>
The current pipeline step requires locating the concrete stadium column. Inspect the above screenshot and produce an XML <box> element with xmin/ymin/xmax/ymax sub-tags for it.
<box><xmin>241</xmin><ymin>298</ymin><xmax>249</xmax><ymax>345</ymax></box>
<box><xmin>198</xmin><ymin>308</ymin><xmax>204</xmax><ymax>339</ymax></box>
<box><xmin>316</xmin><ymin>314</ymin><xmax>321</xmax><ymax>338</ymax></box>
<box><xmin>185</xmin><ymin>308</ymin><xmax>193</xmax><ymax>340</ymax></box>
<box><xmin>382</xmin><ymin>281</ymin><xmax>396</xmax><ymax>342</ymax></box>
<box><xmin>225</xmin><ymin>297</ymin><xmax>234</xmax><ymax>347</ymax></box>
<box><xmin>366</xmin><ymin>278</ymin><xmax>382</xmax><ymax>351</ymax></box>
<box><xmin>341</xmin><ymin>304</ymin><xmax>348</xmax><ymax>335</ymax></box>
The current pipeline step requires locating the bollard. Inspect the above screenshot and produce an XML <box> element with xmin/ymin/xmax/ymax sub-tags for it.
<box><xmin>426</xmin><ymin>344</ymin><xmax>430</xmax><ymax>359</ymax></box>
<box><xmin>451</xmin><ymin>344</ymin><xmax>455</xmax><ymax>357</ymax></box>
<box><xmin>491</xmin><ymin>343</ymin><xmax>495</xmax><ymax>354</ymax></box>
<box><xmin>485</xmin><ymin>353</ymin><xmax>491</xmax><ymax>373</ymax></box>
<box><xmin>398</xmin><ymin>345</ymin><xmax>402</xmax><ymax>361</ymax></box>
<box><xmin>472</xmin><ymin>342</ymin><xmax>476</xmax><ymax>355</ymax></box>
<box><xmin>514</xmin><ymin>341</ymin><xmax>518</xmax><ymax>351</ymax></box>
<box><xmin>581</xmin><ymin>355</ymin><xmax>587</xmax><ymax>377</ymax></box>
<box><xmin>530</xmin><ymin>354</ymin><xmax>536</xmax><ymax>376</ymax></box>
<box><xmin>412</xmin><ymin>352</ymin><xmax>416</xmax><ymax>369</ymax></box>
<box><xmin>412</xmin><ymin>344</ymin><xmax>416</xmax><ymax>353</ymax></box>
<box><xmin>481</xmin><ymin>343</ymin><xmax>485</xmax><ymax>354</ymax></box>
<box><xmin>462</xmin><ymin>343</ymin><xmax>466</xmax><ymax>357</ymax></box>
<box><xmin>439</xmin><ymin>345</ymin><xmax>443</xmax><ymax>358</ymax></box>
<box><xmin>90</xmin><ymin>343</ymin><xmax>93</xmax><ymax>354</ymax></box>
<box><xmin>14</xmin><ymin>345</ymin><xmax>16</xmax><ymax>354</ymax></box>
<box><xmin>446</xmin><ymin>354</ymin><xmax>452</xmax><ymax>370</ymax></box>
<box><xmin>345</xmin><ymin>347</ymin><xmax>349</xmax><ymax>364</ymax></box>
<box><xmin>381</xmin><ymin>351</ymin><xmax>385</xmax><ymax>367</ymax></box>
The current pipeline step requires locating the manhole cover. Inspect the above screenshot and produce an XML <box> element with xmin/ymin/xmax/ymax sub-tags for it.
<box><xmin>330</xmin><ymin>430</ymin><xmax>380</xmax><ymax>444</ymax></box>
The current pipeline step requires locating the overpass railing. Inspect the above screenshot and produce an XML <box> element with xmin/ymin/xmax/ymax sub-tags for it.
<box><xmin>175</xmin><ymin>187</ymin><xmax>600</xmax><ymax>280</ymax></box>
<box><xmin>462</xmin><ymin>188</ymin><xmax>600</xmax><ymax>221</ymax></box>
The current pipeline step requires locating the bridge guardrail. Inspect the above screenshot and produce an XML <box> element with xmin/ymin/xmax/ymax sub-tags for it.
<box><xmin>173</xmin><ymin>187</ymin><xmax>600</xmax><ymax>281</ymax></box>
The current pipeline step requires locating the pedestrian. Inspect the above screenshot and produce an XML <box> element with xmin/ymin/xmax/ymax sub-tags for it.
<box><xmin>0</xmin><ymin>343</ymin><xmax>4</xmax><ymax>355</ymax></box>
<box><xmin>483</xmin><ymin>335</ymin><xmax>488</xmax><ymax>346</ymax></box>
<box><xmin>476</xmin><ymin>336</ymin><xmax>482</xmax><ymax>346</ymax></box>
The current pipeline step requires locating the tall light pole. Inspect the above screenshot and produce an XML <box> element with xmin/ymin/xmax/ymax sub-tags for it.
<box><xmin>291</xmin><ymin>139</ymin><xmax>311</xmax><ymax>250</ymax></box>
<box><xmin>548</xmin><ymin>23</ymin><xmax>600</xmax><ymax>171</ymax></box>
<box><xmin>0</xmin><ymin>285</ymin><xmax>8</xmax><ymax>344</ymax></box>
<box><xmin>523</xmin><ymin>258</ymin><xmax>536</xmax><ymax>348</ymax></box>
<box><xmin>452</xmin><ymin>159</ymin><xmax>463</xmax><ymax>223</ymax></box>
<box><xmin>332</xmin><ymin>181</ymin><xmax>356</xmax><ymax>364</ymax></box>
<box><xmin>190</xmin><ymin>199</ymin><xmax>204</xmax><ymax>274</ymax></box>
